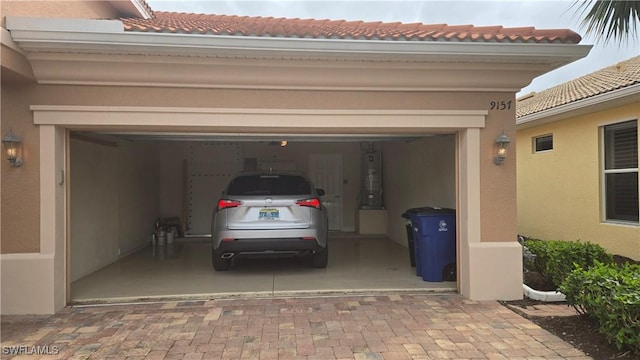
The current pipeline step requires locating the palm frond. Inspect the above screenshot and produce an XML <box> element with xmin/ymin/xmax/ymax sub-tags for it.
<box><xmin>574</xmin><ymin>0</ymin><xmax>640</xmax><ymax>44</ymax></box>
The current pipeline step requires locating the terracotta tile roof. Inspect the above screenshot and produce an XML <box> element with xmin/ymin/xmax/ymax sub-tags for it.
<box><xmin>120</xmin><ymin>11</ymin><xmax>582</xmax><ymax>44</ymax></box>
<box><xmin>517</xmin><ymin>55</ymin><xmax>640</xmax><ymax>118</ymax></box>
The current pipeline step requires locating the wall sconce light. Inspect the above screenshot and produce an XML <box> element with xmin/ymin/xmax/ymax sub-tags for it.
<box><xmin>493</xmin><ymin>130</ymin><xmax>510</xmax><ymax>165</ymax></box>
<box><xmin>280</xmin><ymin>140</ymin><xmax>288</xmax><ymax>147</ymax></box>
<box><xmin>2</xmin><ymin>129</ymin><xmax>23</xmax><ymax>167</ymax></box>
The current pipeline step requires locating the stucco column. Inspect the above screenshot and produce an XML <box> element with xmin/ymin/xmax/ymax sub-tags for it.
<box><xmin>457</xmin><ymin>128</ymin><xmax>481</xmax><ymax>299</ymax></box>
<box><xmin>40</xmin><ymin>125</ymin><xmax>67</xmax><ymax>312</ymax></box>
<box><xmin>458</xmin><ymin>128</ymin><xmax>523</xmax><ymax>300</ymax></box>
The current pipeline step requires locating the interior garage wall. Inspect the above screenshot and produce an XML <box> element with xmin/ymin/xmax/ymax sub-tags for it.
<box><xmin>70</xmin><ymin>137</ymin><xmax>160</xmax><ymax>282</ymax></box>
<box><xmin>116</xmin><ymin>141</ymin><xmax>161</xmax><ymax>254</ymax></box>
<box><xmin>157</xmin><ymin>141</ymin><xmax>188</xmax><ymax>221</ymax></box>
<box><xmin>382</xmin><ymin>135</ymin><xmax>456</xmax><ymax>246</ymax></box>
<box><xmin>157</xmin><ymin>140</ymin><xmax>361</xmax><ymax>233</ymax></box>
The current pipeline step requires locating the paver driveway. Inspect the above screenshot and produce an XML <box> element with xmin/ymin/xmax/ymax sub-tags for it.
<box><xmin>1</xmin><ymin>293</ymin><xmax>590</xmax><ymax>359</ymax></box>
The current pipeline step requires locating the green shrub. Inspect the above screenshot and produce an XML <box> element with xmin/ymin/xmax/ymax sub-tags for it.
<box><xmin>559</xmin><ymin>262</ymin><xmax>640</xmax><ymax>353</ymax></box>
<box><xmin>524</xmin><ymin>239</ymin><xmax>612</xmax><ymax>288</ymax></box>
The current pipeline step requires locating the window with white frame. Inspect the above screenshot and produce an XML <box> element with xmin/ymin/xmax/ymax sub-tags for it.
<box><xmin>534</xmin><ymin>134</ymin><xmax>553</xmax><ymax>153</ymax></box>
<box><xmin>603</xmin><ymin>120</ymin><xmax>638</xmax><ymax>223</ymax></box>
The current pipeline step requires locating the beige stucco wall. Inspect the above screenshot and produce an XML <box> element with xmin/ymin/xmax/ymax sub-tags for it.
<box><xmin>517</xmin><ymin>102</ymin><xmax>640</xmax><ymax>260</ymax></box>
<box><xmin>1</xmin><ymin>1</ymin><xmax>119</xmax><ymax>25</ymax></box>
<box><xmin>2</xmin><ymin>84</ymin><xmax>518</xmax><ymax>254</ymax></box>
<box><xmin>1</xmin><ymin>83</ymin><xmax>40</xmax><ymax>253</ymax></box>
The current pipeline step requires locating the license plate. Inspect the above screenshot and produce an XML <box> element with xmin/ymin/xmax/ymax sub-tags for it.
<box><xmin>259</xmin><ymin>208</ymin><xmax>279</xmax><ymax>220</ymax></box>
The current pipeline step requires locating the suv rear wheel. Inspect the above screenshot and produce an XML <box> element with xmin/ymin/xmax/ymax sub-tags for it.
<box><xmin>311</xmin><ymin>244</ymin><xmax>328</xmax><ymax>268</ymax></box>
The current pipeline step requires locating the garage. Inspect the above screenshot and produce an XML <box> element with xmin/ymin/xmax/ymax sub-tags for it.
<box><xmin>28</xmin><ymin>96</ymin><xmax>498</xmax><ymax>314</ymax></box>
<box><xmin>2</xmin><ymin>8</ymin><xmax>591</xmax><ymax>314</ymax></box>
<box><xmin>67</xmin><ymin>125</ymin><xmax>458</xmax><ymax>302</ymax></box>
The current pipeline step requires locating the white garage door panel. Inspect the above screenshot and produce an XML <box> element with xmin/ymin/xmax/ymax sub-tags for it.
<box><xmin>188</xmin><ymin>143</ymin><xmax>242</xmax><ymax>235</ymax></box>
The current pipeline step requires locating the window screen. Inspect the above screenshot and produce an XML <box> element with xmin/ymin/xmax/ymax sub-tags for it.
<box><xmin>603</xmin><ymin>120</ymin><xmax>638</xmax><ymax>222</ymax></box>
<box><xmin>534</xmin><ymin>134</ymin><xmax>553</xmax><ymax>152</ymax></box>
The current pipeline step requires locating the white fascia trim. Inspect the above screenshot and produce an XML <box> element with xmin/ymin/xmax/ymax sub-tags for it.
<box><xmin>6</xmin><ymin>16</ymin><xmax>591</xmax><ymax>63</ymax></box>
<box><xmin>6</xmin><ymin>17</ymin><xmax>124</xmax><ymax>33</ymax></box>
<box><xmin>516</xmin><ymin>83</ymin><xmax>640</xmax><ymax>128</ymax></box>
<box><xmin>130</xmin><ymin>0</ymin><xmax>154</xmax><ymax>20</ymax></box>
<box><xmin>30</xmin><ymin>106</ymin><xmax>488</xmax><ymax>116</ymax></box>
<box><xmin>1</xmin><ymin>28</ymin><xmax>26</xmax><ymax>55</ymax></box>
<box><xmin>31</xmin><ymin>106</ymin><xmax>487</xmax><ymax>130</ymax></box>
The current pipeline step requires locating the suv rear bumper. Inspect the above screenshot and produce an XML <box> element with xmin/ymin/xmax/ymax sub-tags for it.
<box><xmin>215</xmin><ymin>237</ymin><xmax>325</xmax><ymax>254</ymax></box>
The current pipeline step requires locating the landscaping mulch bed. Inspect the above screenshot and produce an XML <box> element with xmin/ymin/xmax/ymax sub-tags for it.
<box><xmin>503</xmin><ymin>254</ymin><xmax>640</xmax><ymax>360</ymax></box>
<box><xmin>503</xmin><ymin>298</ymin><xmax>635</xmax><ymax>360</ymax></box>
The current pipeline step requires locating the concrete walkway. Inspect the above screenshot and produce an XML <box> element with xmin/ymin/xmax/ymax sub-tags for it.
<box><xmin>1</xmin><ymin>293</ymin><xmax>590</xmax><ymax>359</ymax></box>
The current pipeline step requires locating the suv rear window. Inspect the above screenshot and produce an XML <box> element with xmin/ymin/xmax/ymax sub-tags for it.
<box><xmin>227</xmin><ymin>175</ymin><xmax>311</xmax><ymax>196</ymax></box>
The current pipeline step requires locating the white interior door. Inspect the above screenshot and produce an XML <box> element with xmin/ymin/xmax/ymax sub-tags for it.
<box><xmin>309</xmin><ymin>154</ymin><xmax>343</xmax><ymax>231</ymax></box>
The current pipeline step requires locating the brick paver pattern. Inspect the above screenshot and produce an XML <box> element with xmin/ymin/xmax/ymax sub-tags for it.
<box><xmin>1</xmin><ymin>293</ymin><xmax>591</xmax><ymax>359</ymax></box>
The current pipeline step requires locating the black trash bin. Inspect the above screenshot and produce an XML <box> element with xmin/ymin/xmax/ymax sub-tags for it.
<box><xmin>402</xmin><ymin>207</ymin><xmax>438</xmax><ymax>274</ymax></box>
<box><xmin>403</xmin><ymin>207</ymin><xmax>456</xmax><ymax>282</ymax></box>
<box><xmin>401</xmin><ymin>211</ymin><xmax>417</xmax><ymax>267</ymax></box>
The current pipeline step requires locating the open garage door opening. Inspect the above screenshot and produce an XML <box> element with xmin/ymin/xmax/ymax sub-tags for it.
<box><xmin>68</xmin><ymin>132</ymin><xmax>457</xmax><ymax>303</ymax></box>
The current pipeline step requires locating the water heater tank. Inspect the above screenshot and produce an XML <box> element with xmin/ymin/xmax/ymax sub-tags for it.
<box><xmin>361</xmin><ymin>151</ymin><xmax>383</xmax><ymax>208</ymax></box>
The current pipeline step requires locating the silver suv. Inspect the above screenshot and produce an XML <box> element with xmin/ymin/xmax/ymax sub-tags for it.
<box><xmin>211</xmin><ymin>171</ymin><xmax>329</xmax><ymax>271</ymax></box>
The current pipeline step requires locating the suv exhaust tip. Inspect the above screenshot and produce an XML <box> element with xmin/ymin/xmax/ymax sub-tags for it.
<box><xmin>221</xmin><ymin>253</ymin><xmax>235</xmax><ymax>259</ymax></box>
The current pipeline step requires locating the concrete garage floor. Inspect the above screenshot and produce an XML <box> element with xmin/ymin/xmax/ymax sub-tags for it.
<box><xmin>71</xmin><ymin>234</ymin><xmax>456</xmax><ymax>303</ymax></box>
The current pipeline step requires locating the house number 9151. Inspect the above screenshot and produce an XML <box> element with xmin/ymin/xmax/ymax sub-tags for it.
<box><xmin>490</xmin><ymin>100</ymin><xmax>512</xmax><ymax>110</ymax></box>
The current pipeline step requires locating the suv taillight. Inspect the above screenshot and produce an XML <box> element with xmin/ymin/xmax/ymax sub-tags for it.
<box><xmin>217</xmin><ymin>199</ymin><xmax>242</xmax><ymax>211</ymax></box>
<box><xmin>296</xmin><ymin>198</ymin><xmax>321</xmax><ymax>209</ymax></box>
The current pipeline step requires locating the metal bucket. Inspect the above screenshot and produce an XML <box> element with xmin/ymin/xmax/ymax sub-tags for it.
<box><xmin>157</xmin><ymin>230</ymin><xmax>166</xmax><ymax>246</ymax></box>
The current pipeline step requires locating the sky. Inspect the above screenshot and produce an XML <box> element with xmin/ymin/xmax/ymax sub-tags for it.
<box><xmin>146</xmin><ymin>0</ymin><xmax>640</xmax><ymax>96</ymax></box>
